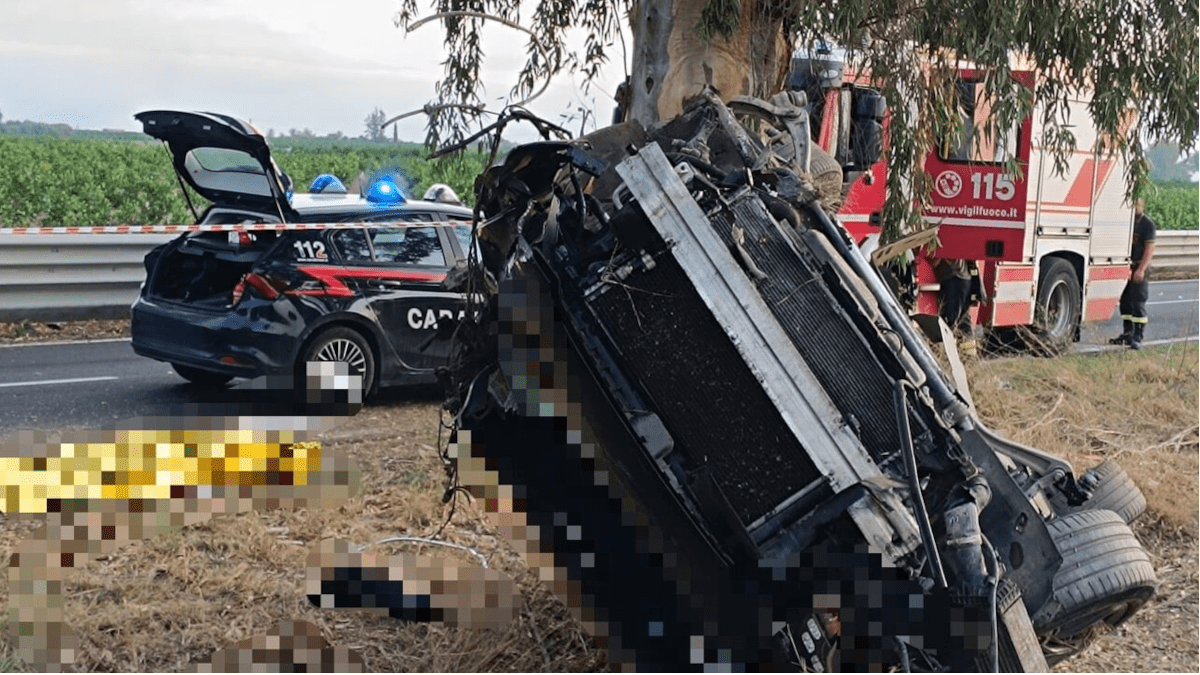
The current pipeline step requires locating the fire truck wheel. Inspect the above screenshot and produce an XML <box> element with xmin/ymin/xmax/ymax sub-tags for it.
<box><xmin>1034</xmin><ymin>509</ymin><xmax>1157</xmax><ymax>665</ymax></box>
<box><xmin>1051</xmin><ymin>459</ymin><xmax>1148</xmax><ymax>524</ymax></box>
<box><xmin>1033</xmin><ymin>258</ymin><xmax>1081</xmax><ymax>355</ymax></box>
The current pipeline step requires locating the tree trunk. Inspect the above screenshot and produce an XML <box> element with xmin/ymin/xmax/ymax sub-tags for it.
<box><xmin>627</xmin><ymin>0</ymin><xmax>795</xmax><ymax>126</ymax></box>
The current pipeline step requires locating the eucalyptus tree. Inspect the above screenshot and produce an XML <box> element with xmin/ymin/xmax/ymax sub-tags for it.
<box><xmin>395</xmin><ymin>0</ymin><xmax>1197</xmax><ymax>239</ymax></box>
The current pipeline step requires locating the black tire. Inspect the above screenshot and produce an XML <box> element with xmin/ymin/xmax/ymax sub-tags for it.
<box><xmin>1034</xmin><ymin>510</ymin><xmax>1156</xmax><ymax>663</ymax></box>
<box><xmin>809</xmin><ymin>144</ymin><xmax>844</xmax><ymax>211</ymax></box>
<box><xmin>301</xmin><ymin>326</ymin><xmax>375</xmax><ymax>395</ymax></box>
<box><xmin>1032</xmin><ymin>258</ymin><xmax>1081</xmax><ymax>355</ymax></box>
<box><xmin>171</xmin><ymin>363</ymin><xmax>233</xmax><ymax>386</ymax></box>
<box><xmin>1053</xmin><ymin>459</ymin><xmax>1148</xmax><ymax>524</ymax></box>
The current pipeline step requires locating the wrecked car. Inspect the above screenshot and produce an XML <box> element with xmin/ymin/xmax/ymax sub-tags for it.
<box><xmin>435</xmin><ymin>92</ymin><xmax>1156</xmax><ymax>671</ymax></box>
<box><xmin>130</xmin><ymin>110</ymin><xmax>474</xmax><ymax>392</ymax></box>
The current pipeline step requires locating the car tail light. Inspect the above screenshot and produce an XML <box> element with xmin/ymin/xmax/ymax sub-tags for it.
<box><xmin>245</xmin><ymin>272</ymin><xmax>284</xmax><ymax>299</ymax></box>
<box><xmin>232</xmin><ymin>272</ymin><xmax>287</xmax><ymax>304</ymax></box>
<box><xmin>228</xmin><ymin>231</ymin><xmax>256</xmax><ymax>246</ymax></box>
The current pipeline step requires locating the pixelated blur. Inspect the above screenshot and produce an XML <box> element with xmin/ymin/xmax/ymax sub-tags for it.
<box><xmin>194</xmin><ymin>619</ymin><xmax>365</xmax><ymax>673</ymax></box>
<box><xmin>2</xmin><ymin>415</ymin><xmax>360</xmax><ymax>671</ymax></box>
<box><xmin>306</xmin><ymin>539</ymin><xmax>519</xmax><ymax>629</ymax></box>
<box><xmin>0</xmin><ymin>433</ymin><xmax>322</xmax><ymax>513</ymax></box>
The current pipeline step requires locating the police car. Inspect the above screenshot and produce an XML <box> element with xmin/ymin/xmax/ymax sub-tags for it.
<box><xmin>130</xmin><ymin>110</ymin><xmax>474</xmax><ymax>393</ymax></box>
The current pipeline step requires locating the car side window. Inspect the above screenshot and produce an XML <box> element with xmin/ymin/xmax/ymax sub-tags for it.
<box><xmin>331</xmin><ymin>228</ymin><xmax>372</xmax><ymax>262</ymax></box>
<box><xmin>369</xmin><ymin>226</ymin><xmax>446</xmax><ymax>266</ymax></box>
<box><xmin>453</xmin><ymin>225</ymin><xmax>473</xmax><ymax>254</ymax></box>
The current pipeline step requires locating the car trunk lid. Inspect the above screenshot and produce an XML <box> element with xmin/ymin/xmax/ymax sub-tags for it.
<box><xmin>135</xmin><ymin>109</ymin><xmax>297</xmax><ymax>220</ymax></box>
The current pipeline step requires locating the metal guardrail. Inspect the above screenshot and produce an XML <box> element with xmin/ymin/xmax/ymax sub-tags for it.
<box><xmin>0</xmin><ymin>234</ymin><xmax>174</xmax><ymax>322</ymax></box>
<box><xmin>1154</xmin><ymin>230</ymin><xmax>1200</xmax><ymax>269</ymax></box>
<box><xmin>0</xmin><ymin>230</ymin><xmax>1194</xmax><ymax>323</ymax></box>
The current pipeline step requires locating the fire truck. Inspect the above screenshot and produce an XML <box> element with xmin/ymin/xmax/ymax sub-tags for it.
<box><xmin>789</xmin><ymin>56</ymin><xmax>1135</xmax><ymax>352</ymax></box>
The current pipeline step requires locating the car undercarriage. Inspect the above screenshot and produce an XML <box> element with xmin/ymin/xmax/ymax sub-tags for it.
<box><xmin>433</xmin><ymin>91</ymin><xmax>1156</xmax><ymax>671</ymax></box>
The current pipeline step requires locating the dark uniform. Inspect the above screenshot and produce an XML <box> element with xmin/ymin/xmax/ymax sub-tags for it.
<box><xmin>933</xmin><ymin>258</ymin><xmax>980</xmax><ymax>356</ymax></box>
<box><xmin>935</xmin><ymin>258</ymin><xmax>973</xmax><ymax>335</ymax></box>
<box><xmin>1112</xmin><ymin>213</ymin><xmax>1157</xmax><ymax>349</ymax></box>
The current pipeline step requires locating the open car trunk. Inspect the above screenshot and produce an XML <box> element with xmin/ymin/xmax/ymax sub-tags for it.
<box><xmin>144</xmin><ymin>231</ymin><xmax>280</xmax><ymax>308</ymax></box>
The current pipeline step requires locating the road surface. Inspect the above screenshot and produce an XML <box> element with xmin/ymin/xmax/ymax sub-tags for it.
<box><xmin>1077</xmin><ymin>278</ymin><xmax>1199</xmax><ymax>350</ymax></box>
<box><xmin>1</xmin><ymin>280</ymin><xmax>1195</xmax><ymax>435</ymax></box>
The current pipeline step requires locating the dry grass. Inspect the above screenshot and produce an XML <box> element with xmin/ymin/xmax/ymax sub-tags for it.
<box><xmin>1</xmin><ymin>346</ymin><xmax>1196</xmax><ymax>672</ymax></box>
<box><xmin>0</xmin><ymin>320</ymin><xmax>129</xmax><ymax>344</ymax></box>
<box><xmin>968</xmin><ymin>342</ymin><xmax>1199</xmax><ymax>535</ymax></box>
<box><xmin>965</xmin><ymin>343</ymin><xmax>1199</xmax><ymax>673</ymax></box>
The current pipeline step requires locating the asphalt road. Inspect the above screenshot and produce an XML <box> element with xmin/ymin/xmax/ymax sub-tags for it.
<box><xmin>1077</xmin><ymin>278</ymin><xmax>1200</xmax><ymax>349</ymax></box>
<box><xmin>1</xmin><ymin>280</ymin><xmax>1195</xmax><ymax>436</ymax></box>
<box><xmin>0</xmin><ymin>339</ymin><xmax>211</xmax><ymax>436</ymax></box>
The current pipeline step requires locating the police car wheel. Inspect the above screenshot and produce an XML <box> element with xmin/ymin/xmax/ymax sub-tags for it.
<box><xmin>302</xmin><ymin>327</ymin><xmax>376</xmax><ymax>395</ymax></box>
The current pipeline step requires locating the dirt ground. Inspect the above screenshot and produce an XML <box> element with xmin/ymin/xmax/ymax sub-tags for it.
<box><xmin>0</xmin><ymin>319</ymin><xmax>130</xmax><ymax>344</ymax></box>
<box><xmin>0</xmin><ymin>327</ymin><xmax>1197</xmax><ymax>672</ymax></box>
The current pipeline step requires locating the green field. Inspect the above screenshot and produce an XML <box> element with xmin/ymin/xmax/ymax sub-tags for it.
<box><xmin>2</xmin><ymin>133</ymin><xmax>1195</xmax><ymax>231</ymax></box>
<box><xmin>1145</xmin><ymin>181</ymin><xmax>1199</xmax><ymax>231</ymax></box>
<box><xmin>0</xmin><ymin>136</ymin><xmax>488</xmax><ymax>228</ymax></box>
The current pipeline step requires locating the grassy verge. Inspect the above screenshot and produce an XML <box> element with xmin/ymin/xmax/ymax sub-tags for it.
<box><xmin>968</xmin><ymin>342</ymin><xmax>1199</xmax><ymax>534</ymax></box>
<box><xmin>0</xmin><ymin>344</ymin><xmax>1195</xmax><ymax>671</ymax></box>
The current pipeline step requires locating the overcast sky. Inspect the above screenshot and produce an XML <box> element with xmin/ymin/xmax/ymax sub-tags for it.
<box><xmin>0</xmin><ymin>0</ymin><xmax>628</xmax><ymax>142</ymax></box>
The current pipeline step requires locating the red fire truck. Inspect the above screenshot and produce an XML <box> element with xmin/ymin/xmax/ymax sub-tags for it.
<box><xmin>791</xmin><ymin>58</ymin><xmax>1135</xmax><ymax>352</ymax></box>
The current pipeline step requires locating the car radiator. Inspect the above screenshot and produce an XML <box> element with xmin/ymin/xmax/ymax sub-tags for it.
<box><xmin>707</xmin><ymin>194</ymin><xmax>903</xmax><ymax>461</ymax></box>
<box><xmin>587</xmin><ymin>253</ymin><xmax>823</xmax><ymax>525</ymax></box>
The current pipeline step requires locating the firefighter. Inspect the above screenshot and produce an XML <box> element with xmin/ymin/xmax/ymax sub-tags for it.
<box><xmin>1109</xmin><ymin>198</ymin><xmax>1157</xmax><ymax>350</ymax></box>
<box><xmin>934</xmin><ymin>257</ymin><xmax>980</xmax><ymax>357</ymax></box>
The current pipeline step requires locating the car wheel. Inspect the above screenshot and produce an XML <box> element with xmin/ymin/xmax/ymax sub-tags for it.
<box><xmin>302</xmin><ymin>326</ymin><xmax>375</xmax><ymax>396</ymax></box>
<box><xmin>1034</xmin><ymin>509</ymin><xmax>1156</xmax><ymax>665</ymax></box>
<box><xmin>1033</xmin><ymin>258</ymin><xmax>1081</xmax><ymax>355</ymax></box>
<box><xmin>1051</xmin><ymin>459</ymin><xmax>1148</xmax><ymax>524</ymax></box>
<box><xmin>172</xmin><ymin>363</ymin><xmax>233</xmax><ymax>386</ymax></box>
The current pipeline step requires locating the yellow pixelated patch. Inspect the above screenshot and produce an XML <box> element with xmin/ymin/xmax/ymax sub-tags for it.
<box><xmin>0</xmin><ymin>428</ymin><xmax>321</xmax><ymax>514</ymax></box>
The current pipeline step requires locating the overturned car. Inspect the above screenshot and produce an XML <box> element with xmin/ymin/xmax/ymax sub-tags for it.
<box><xmin>436</xmin><ymin>92</ymin><xmax>1155</xmax><ymax>671</ymax></box>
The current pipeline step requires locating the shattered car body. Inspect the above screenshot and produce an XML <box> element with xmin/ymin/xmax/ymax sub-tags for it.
<box><xmin>438</xmin><ymin>92</ymin><xmax>1155</xmax><ymax>671</ymax></box>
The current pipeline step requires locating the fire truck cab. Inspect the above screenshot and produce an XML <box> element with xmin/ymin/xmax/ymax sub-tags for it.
<box><xmin>789</xmin><ymin>55</ymin><xmax>1135</xmax><ymax>353</ymax></box>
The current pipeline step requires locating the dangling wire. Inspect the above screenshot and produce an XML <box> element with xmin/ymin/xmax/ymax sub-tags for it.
<box><xmin>431</xmin><ymin>406</ymin><xmax>472</xmax><ymax>538</ymax></box>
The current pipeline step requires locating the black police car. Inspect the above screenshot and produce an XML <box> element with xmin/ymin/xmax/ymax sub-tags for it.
<box><xmin>130</xmin><ymin>110</ymin><xmax>474</xmax><ymax>393</ymax></box>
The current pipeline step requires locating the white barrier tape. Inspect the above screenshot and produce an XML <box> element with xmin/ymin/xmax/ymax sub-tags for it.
<box><xmin>0</xmin><ymin>220</ymin><xmax>476</xmax><ymax>235</ymax></box>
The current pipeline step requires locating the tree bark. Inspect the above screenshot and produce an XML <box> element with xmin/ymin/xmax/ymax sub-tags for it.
<box><xmin>627</xmin><ymin>1</ymin><xmax>795</xmax><ymax>126</ymax></box>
